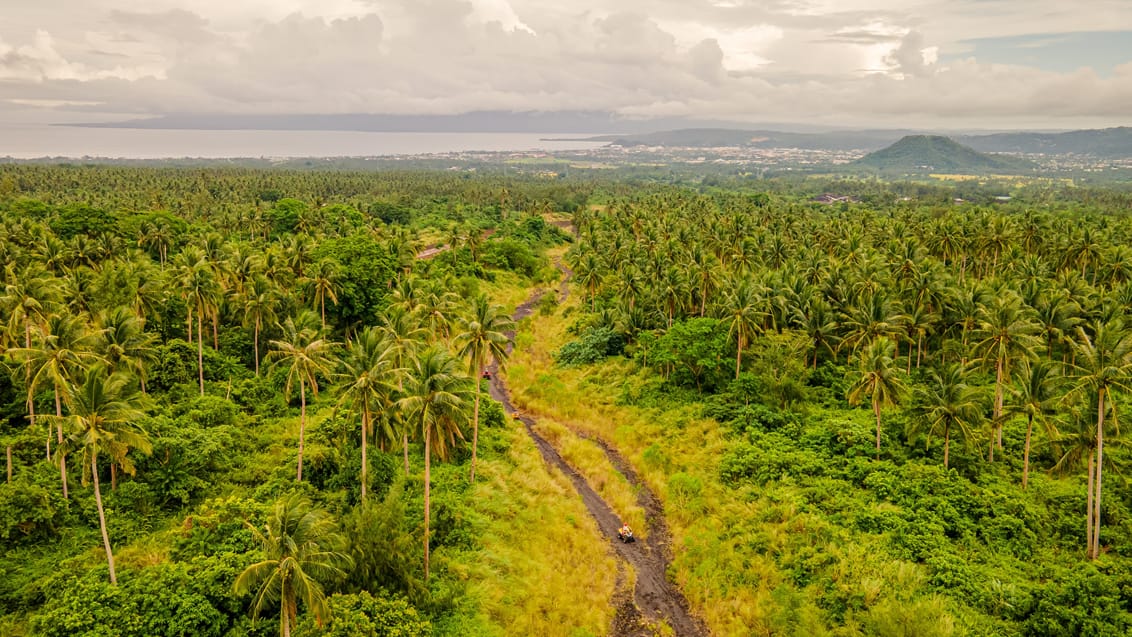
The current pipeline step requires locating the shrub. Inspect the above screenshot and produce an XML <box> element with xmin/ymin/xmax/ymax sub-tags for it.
<box><xmin>294</xmin><ymin>591</ymin><xmax>430</xmax><ymax>637</ymax></box>
<box><xmin>0</xmin><ymin>478</ymin><xmax>65</xmax><ymax>545</ymax></box>
<box><xmin>555</xmin><ymin>327</ymin><xmax>625</xmax><ymax>366</ymax></box>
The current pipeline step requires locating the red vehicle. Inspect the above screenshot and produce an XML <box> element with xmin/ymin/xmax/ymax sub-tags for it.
<box><xmin>482</xmin><ymin>369</ymin><xmax>492</xmax><ymax>379</ymax></box>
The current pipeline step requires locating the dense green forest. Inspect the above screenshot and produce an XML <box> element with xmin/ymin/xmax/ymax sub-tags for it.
<box><xmin>1</xmin><ymin>163</ymin><xmax>1131</xmax><ymax>636</ymax></box>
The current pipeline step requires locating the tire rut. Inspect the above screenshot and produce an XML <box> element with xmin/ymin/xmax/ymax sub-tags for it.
<box><xmin>487</xmin><ymin>278</ymin><xmax>706</xmax><ymax>637</ymax></box>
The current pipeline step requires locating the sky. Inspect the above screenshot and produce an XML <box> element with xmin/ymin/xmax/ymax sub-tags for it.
<box><xmin>1</xmin><ymin>0</ymin><xmax>1131</xmax><ymax>130</ymax></box>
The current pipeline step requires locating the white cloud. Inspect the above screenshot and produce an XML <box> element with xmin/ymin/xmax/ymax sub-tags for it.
<box><xmin>0</xmin><ymin>0</ymin><xmax>1129</xmax><ymax>128</ymax></box>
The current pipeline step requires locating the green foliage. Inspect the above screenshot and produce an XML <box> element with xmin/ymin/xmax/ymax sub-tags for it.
<box><xmin>173</xmin><ymin>497</ymin><xmax>264</xmax><ymax>559</ymax></box>
<box><xmin>0</xmin><ymin>478</ymin><xmax>66</xmax><ymax>544</ymax></box>
<box><xmin>554</xmin><ymin>326</ymin><xmax>625</xmax><ymax>366</ymax></box>
<box><xmin>30</xmin><ymin>559</ymin><xmax>245</xmax><ymax>637</ymax></box>
<box><xmin>1023</xmin><ymin>566</ymin><xmax>1132</xmax><ymax>636</ymax></box>
<box><xmin>49</xmin><ymin>203</ymin><xmax>117</xmax><ymax>239</ymax></box>
<box><xmin>646</xmin><ymin>318</ymin><xmax>729</xmax><ymax>392</ymax></box>
<box><xmin>864</xmin><ymin>596</ymin><xmax>955</xmax><ymax>637</ymax></box>
<box><xmin>149</xmin><ymin>340</ymin><xmax>247</xmax><ymax>392</ymax></box>
<box><xmin>479</xmin><ymin>238</ymin><xmax>541</xmax><ymax>277</ymax></box>
<box><xmin>314</xmin><ymin>234</ymin><xmax>398</xmax><ymax>328</ymax></box>
<box><xmin>270</xmin><ymin>198</ymin><xmax>307</xmax><ymax>236</ymax></box>
<box><xmin>140</xmin><ymin>416</ymin><xmax>238</xmax><ymax>508</ymax></box>
<box><xmin>369</xmin><ymin>201</ymin><xmax>412</xmax><ymax>226</ymax></box>
<box><xmin>294</xmin><ymin>591</ymin><xmax>430</xmax><ymax>637</ymax></box>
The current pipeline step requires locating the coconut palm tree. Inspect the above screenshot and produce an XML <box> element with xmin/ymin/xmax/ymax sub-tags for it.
<box><xmin>796</xmin><ymin>297</ymin><xmax>839</xmax><ymax>368</ymax></box>
<box><xmin>303</xmin><ymin>258</ymin><xmax>340</xmax><ymax>329</ymax></box>
<box><xmin>910</xmin><ymin>364</ymin><xmax>983</xmax><ymax>469</ymax></box>
<box><xmin>719</xmin><ymin>276</ymin><xmax>766</xmax><ymax>379</ymax></box>
<box><xmin>1008</xmin><ymin>360</ymin><xmax>1061</xmax><ymax>489</ymax></box>
<box><xmin>395</xmin><ymin>346</ymin><xmax>469</xmax><ymax>580</ymax></box>
<box><xmin>60</xmin><ymin>364</ymin><xmax>152</xmax><ymax>584</ymax></box>
<box><xmin>242</xmin><ymin>277</ymin><xmax>279</xmax><ymax>376</ymax></box>
<box><xmin>840</xmin><ymin>291</ymin><xmax>906</xmax><ymax>363</ymax></box>
<box><xmin>973</xmin><ymin>292</ymin><xmax>1041</xmax><ymax>459</ymax></box>
<box><xmin>454</xmin><ymin>294</ymin><xmax>514</xmax><ymax>483</ymax></box>
<box><xmin>95</xmin><ymin>307</ymin><xmax>157</xmax><ymax>393</ymax></box>
<box><xmin>2</xmin><ymin>264</ymin><xmax>62</xmax><ymax>465</ymax></box>
<box><xmin>16</xmin><ymin>314</ymin><xmax>104</xmax><ymax>499</ymax></box>
<box><xmin>847</xmin><ymin>338</ymin><xmax>906</xmax><ymax>457</ymax></box>
<box><xmin>174</xmin><ymin>248</ymin><xmax>222</xmax><ymax>395</ymax></box>
<box><xmin>570</xmin><ymin>251</ymin><xmax>603</xmax><ymax>313</ymax></box>
<box><xmin>336</xmin><ymin>327</ymin><xmax>401</xmax><ymax>501</ymax></box>
<box><xmin>379</xmin><ymin>306</ymin><xmax>430</xmax><ymax>476</ymax></box>
<box><xmin>416</xmin><ymin>284</ymin><xmax>461</xmax><ymax>345</ymax></box>
<box><xmin>1066</xmin><ymin>320</ymin><xmax>1132</xmax><ymax>560</ymax></box>
<box><xmin>267</xmin><ymin>312</ymin><xmax>338</xmax><ymax>482</ymax></box>
<box><xmin>234</xmin><ymin>494</ymin><xmax>352</xmax><ymax>637</ymax></box>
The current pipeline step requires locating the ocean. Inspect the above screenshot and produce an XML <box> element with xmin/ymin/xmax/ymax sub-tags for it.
<box><xmin>0</xmin><ymin>124</ymin><xmax>608</xmax><ymax>159</ymax></box>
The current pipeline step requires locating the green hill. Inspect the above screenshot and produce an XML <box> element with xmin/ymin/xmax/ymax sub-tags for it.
<box><xmin>852</xmin><ymin>135</ymin><xmax>1035</xmax><ymax>174</ymax></box>
<box><xmin>960</xmin><ymin>126</ymin><xmax>1132</xmax><ymax>158</ymax></box>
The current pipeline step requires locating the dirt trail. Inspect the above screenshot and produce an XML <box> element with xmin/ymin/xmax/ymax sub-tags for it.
<box><xmin>486</xmin><ymin>268</ymin><xmax>706</xmax><ymax>637</ymax></box>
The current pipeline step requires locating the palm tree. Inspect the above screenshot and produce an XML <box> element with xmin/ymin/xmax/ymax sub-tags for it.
<box><xmin>570</xmin><ymin>251</ymin><xmax>603</xmax><ymax>313</ymax></box>
<box><xmin>241</xmin><ymin>277</ymin><xmax>279</xmax><ymax>376</ymax></box>
<box><xmin>454</xmin><ymin>294</ymin><xmax>514</xmax><ymax>483</ymax></box>
<box><xmin>1067</xmin><ymin>320</ymin><xmax>1132</xmax><ymax>560</ymax></box>
<box><xmin>303</xmin><ymin>258</ymin><xmax>340</xmax><ymax>329</ymax></box>
<box><xmin>16</xmin><ymin>314</ymin><xmax>103</xmax><ymax>499</ymax></box>
<box><xmin>719</xmin><ymin>276</ymin><xmax>765</xmax><ymax>379</ymax></box>
<box><xmin>234</xmin><ymin>494</ymin><xmax>352</xmax><ymax>637</ymax></box>
<box><xmin>1008</xmin><ymin>360</ymin><xmax>1061</xmax><ymax>489</ymax></box>
<box><xmin>796</xmin><ymin>297</ymin><xmax>839</xmax><ymax>368</ymax></box>
<box><xmin>175</xmin><ymin>248</ymin><xmax>222</xmax><ymax>395</ymax></box>
<box><xmin>95</xmin><ymin>307</ymin><xmax>157</xmax><ymax>393</ymax></box>
<box><xmin>2</xmin><ymin>264</ymin><xmax>62</xmax><ymax>466</ymax></box>
<box><xmin>840</xmin><ymin>291</ymin><xmax>906</xmax><ymax>363</ymax></box>
<box><xmin>910</xmin><ymin>364</ymin><xmax>983</xmax><ymax>469</ymax></box>
<box><xmin>847</xmin><ymin>338</ymin><xmax>906</xmax><ymax>457</ymax></box>
<box><xmin>395</xmin><ymin>346</ymin><xmax>469</xmax><ymax>580</ymax></box>
<box><xmin>267</xmin><ymin>313</ymin><xmax>338</xmax><ymax>482</ymax></box>
<box><xmin>60</xmin><ymin>364</ymin><xmax>152</xmax><ymax>584</ymax></box>
<box><xmin>336</xmin><ymin>327</ymin><xmax>400</xmax><ymax>501</ymax></box>
<box><xmin>417</xmin><ymin>285</ymin><xmax>461</xmax><ymax>344</ymax></box>
<box><xmin>903</xmin><ymin>303</ymin><xmax>939</xmax><ymax>371</ymax></box>
<box><xmin>973</xmin><ymin>293</ymin><xmax>1041</xmax><ymax>458</ymax></box>
<box><xmin>379</xmin><ymin>306</ymin><xmax>430</xmax><ymax>475</ymax></box>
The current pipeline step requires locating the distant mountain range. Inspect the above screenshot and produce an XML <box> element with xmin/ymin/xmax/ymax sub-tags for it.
<box><xmin>586</xmin><ymin>126</ymin><xmax>1132</xmax><ymax>159</ymax></box>
<box><xmin>851</xmin><ymin>136</ymin><xmax>1036</xmax><ymax>174</ymax></box>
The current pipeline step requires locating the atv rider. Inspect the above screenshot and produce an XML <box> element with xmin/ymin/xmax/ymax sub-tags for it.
<box><xmin>618</xmin><ymin>523</ymin><xmax>634</xmax><ymax>542</ymax></box>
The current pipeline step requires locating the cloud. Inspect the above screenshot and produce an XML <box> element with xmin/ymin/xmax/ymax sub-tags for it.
<box><xmin>0</xmin><ymin>0</ymin><xmax>1129</xmax><ymax>128</ymax></box>
<box><xmin>885</xmin><ymin>30</ymin><xmax>937</xmax><ymax>77</ymax></box>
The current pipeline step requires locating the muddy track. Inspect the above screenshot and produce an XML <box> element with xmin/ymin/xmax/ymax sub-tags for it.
<box><xmin>487</xmin><ymin>275</ymin><xmax>706</xmax><ymax>637</ymax></box>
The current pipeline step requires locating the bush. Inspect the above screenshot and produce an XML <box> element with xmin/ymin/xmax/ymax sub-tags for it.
<box><xmin>480</xmin><ymin>238</ymin><xmax>541</xmax><ymax>277</ymax></box>
<box><xmin>0</xmin><ymin>478</ymin><xmax>66</xmax><ymax>544</ymax></box>
<box><xmin>148</xmin><ymin>340</ymin><xmax>246</xmax><ymax>393</ymax></box>
<box><xmin>30</xmin><ymin>562</ymin><xmax>236</xmax><ymax>637</ymax></box>
<box><xmin>295</xmin><ymin>591</ymin><xmax>430</xmax><ymax>637</ymax></box>
<box><xmin>555</xmin><ymin>327</ymin><xmax>625</xmax><ymax>366</ymax></box>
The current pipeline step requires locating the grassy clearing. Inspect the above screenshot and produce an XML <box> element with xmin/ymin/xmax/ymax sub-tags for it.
<box><xmin>480</xmin><ymin>269</ymin><xmax>543</xmax><ymax>314</ymax></box>
<box><xmin>532</xmin><ymin>417</ymin><xmax>647</xmax><ymax>538</ymax></box>
<box><xmin>439</xmin><ymin>418</ymin><xmax>618</xmax><ymax>637</ymax></box>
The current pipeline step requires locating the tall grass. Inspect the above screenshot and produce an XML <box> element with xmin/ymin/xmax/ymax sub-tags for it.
<box><xmin>438</xmin><ymin>422</ymin><xmax>618</xmax><ymax>636</ymax></box>
<box><xmin>532</xmin><ymin>416</ymin><xmax>647</xmax><ymax>538</ymax></box>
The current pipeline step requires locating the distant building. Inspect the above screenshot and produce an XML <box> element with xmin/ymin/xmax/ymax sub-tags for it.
<box><xmin>812</xmin><ymin>193</ymin><xmax>860</xmax><ymax>204</ymax></box>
